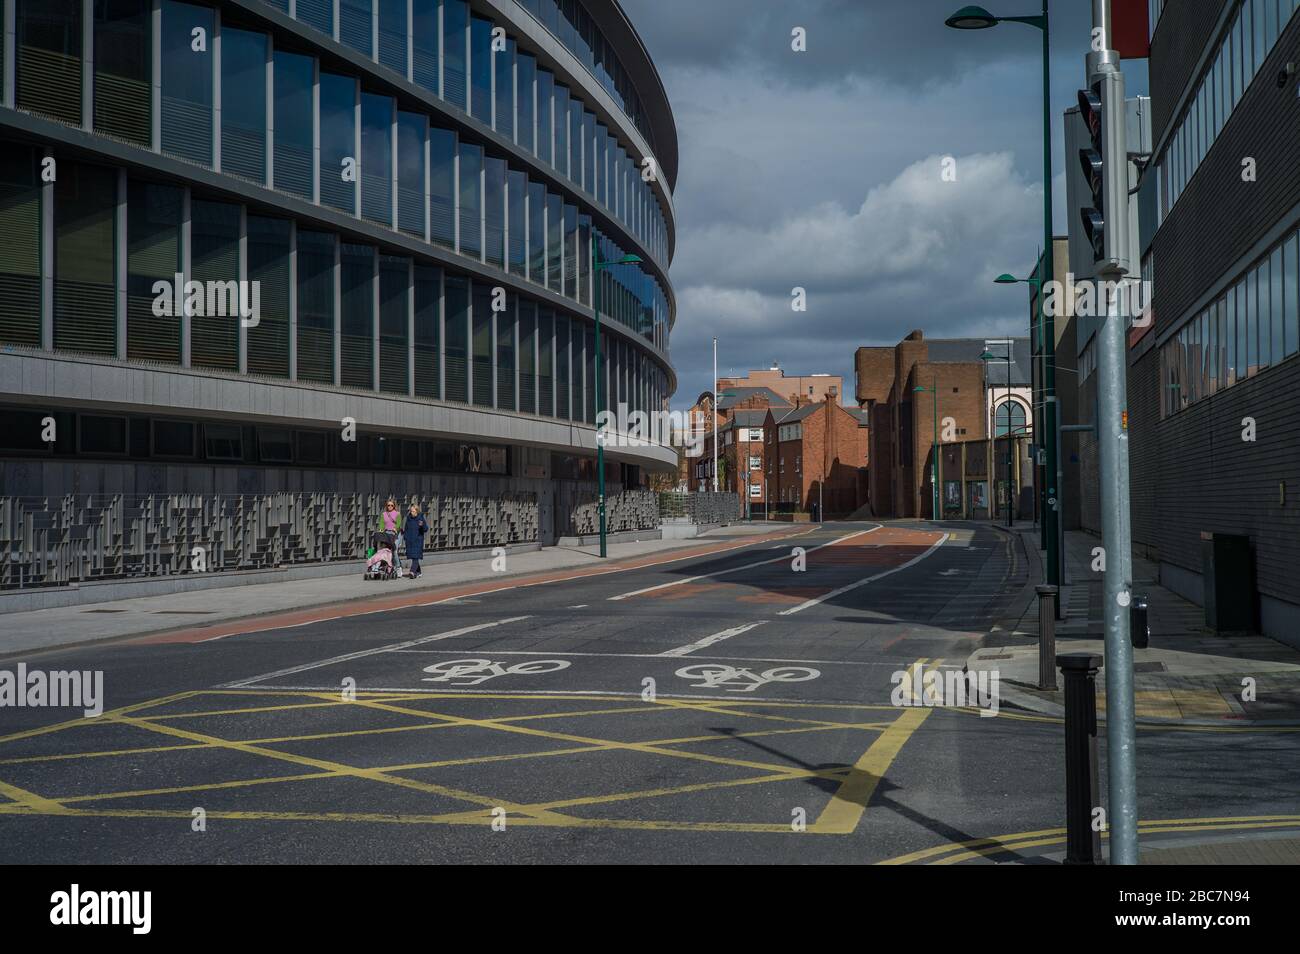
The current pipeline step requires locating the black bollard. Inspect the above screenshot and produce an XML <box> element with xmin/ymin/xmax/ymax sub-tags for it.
<box><xmin>1036</xmin><ymin>585</ymin><xmax>1058</xmax><ymax>690</ymax></box>
<box><xmin>1058</xmin><ymin>653</ymin><xmax>1103</xmax><ymax>865</ymax></box>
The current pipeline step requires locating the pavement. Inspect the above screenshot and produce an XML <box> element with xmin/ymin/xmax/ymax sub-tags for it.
<box><xmin>1</xmin><ymin>518</ymin><xmax>1296</xmax><ymax>865</ymax></box>
<box><xmin>970</xmin><ymin>522</ymin><xmax>1300</xmax><ymax>726</ymax></box>
<box><xmin>0</xmin><ymin>523</ymin><xmax>808</xmax><ymax>659</ymax></box>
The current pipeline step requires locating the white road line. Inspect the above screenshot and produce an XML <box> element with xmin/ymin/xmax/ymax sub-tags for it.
<box><xmin>778</xmin><ymin>533</ymin><xmax>951</xmax><ymax>617</ymax></box>
<box><xmin>241</xmin><ymin>685</ymin><xmax>874</xmax><ymax>705</ymax></box>
<box><xmin>217</xmin><ymin>615</ymin><xmax>532</xmax><ymax>688</ymax></box>
<box><xmin>608</xmin><ymin>525</ymin><xmax>881</xmax><ymax>602</ymax></box>
<box><xmin>387</xmin><ymin>648</ymin><xmax>895</xmax><ymax>666</ymax></box>
<box><xmin>658</xmin><ymin>620</ymin><xmax>769</xmax><ymax>657</ymax></box>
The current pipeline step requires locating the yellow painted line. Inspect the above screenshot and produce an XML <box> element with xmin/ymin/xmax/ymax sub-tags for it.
<box><xmin>112</xmin><ymin>712</ymin><xmax>568</xmax><ymax>822</ymax></box>
<box><xmin>0</xmin><ymin>802</ymin><xmax>802</xmax><ymax>833</ymax></box>
<box><xmin>530</xmin><ymin>767</ymin><xmax>855</xmax><ymax>813</ymax></box>
<box><xmin>340</xmin><ymin>695</ymin><xmax>857</xmax><ymax>778</ymax></box>
<box><xmin>0</xmin><ymin>776</ymin><xmax>71</xmax><ymax>815</ymax></box>
<box><xmin>881</xmin><ymin>814</ymin><xmax>1300</xmax><ymax>865</ymax></box>
<box><xmin>0</xmin><ymin>690</ymin><xmax>199</xmax><ymax>746</ymax></box>
<box><xmin>812</xmin><ymin>706</ymin><xmax>931</xmax><ymax>834</ymax></box>
<box><xmin>51</xmin><ymin>721</ymin><xmax>867</xmax><ymax>807</ymax></box>
<box><xmin>0</xmin><ymin>700</ymin><xmax>670</xmax><ymax>766</ymax></box>
<box><xmin>655</xmin><ymin>697</ymin><xmax>890</xmax><ymax>732</ymax></box>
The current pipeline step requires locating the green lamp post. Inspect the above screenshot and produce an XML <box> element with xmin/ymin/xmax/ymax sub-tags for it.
<box><xmin>980</xmin><ymin>343</ymin><xmax>1015</xmax><ymax>528</ymax></box>
<box><xmin>949</xmin><ymin>2</ymin><xmax>1060</xmax><ymax>593</ymax></box>
<box><xmin>592</xmin><ymin>237</ymin><xmax>642</xmax><ymax>558</ymax></box>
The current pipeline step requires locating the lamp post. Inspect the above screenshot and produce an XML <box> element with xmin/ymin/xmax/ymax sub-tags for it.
<box><xmin>592</xmin><ymin>238</ymin><xmax>642</xmax><ymax>559</ymax></box>
<box><xmin>913</xmin><ymin>376</ymin><xmax>940</xmax><ymax>521</ymax></box>
<box><xmin>996</xmin><ymin>270</ymin><xmax>1058</xmax><ymax>575</ymax></box>
<box><xmin>950</xmin><ymin>1</ymin><xmax>1060</xmax><ymax>593</ymax></box>
<box><xmin>982</xmin><ymin>341</ymin><xmax>1016</xmax><ymax>528</ymax></box>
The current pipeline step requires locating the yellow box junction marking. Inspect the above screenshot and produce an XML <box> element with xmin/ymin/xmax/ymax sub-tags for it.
<box><xmin>0</xmin><ymin>688</ymin><xmax>924</xmax><ymax>835</ymax></box>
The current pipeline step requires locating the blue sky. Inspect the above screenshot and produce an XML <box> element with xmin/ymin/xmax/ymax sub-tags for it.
<box><xmin>618</xmin><ymin>0</ymin><xmax>1148</xmax><ymax>406</ymax></box>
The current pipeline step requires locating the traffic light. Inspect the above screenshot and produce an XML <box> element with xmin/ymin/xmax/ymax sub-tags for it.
<box><xmin>1075</xmin><ymin>70</ymin><xmax>1132</xmax><ymax>275</ymax></box>
<box><xmin>1077</xmin><ymin>83</ymin><xmax>1105</xmax><ymax>261</ymax></box>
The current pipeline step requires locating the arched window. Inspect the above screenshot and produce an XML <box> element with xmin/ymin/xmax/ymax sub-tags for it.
<box><xmin>995</xmin><ymin>400</ymin><xmax>1027</xmax><ymax>437</ymax></box>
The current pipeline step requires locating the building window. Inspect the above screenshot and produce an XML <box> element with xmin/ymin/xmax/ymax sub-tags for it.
<box><xmin>340</xmin><ymin>243</ymin><xmax>375</xmax><ymax>389</ymax></box>
<box><xmin>459</xmin><ymin>144</ymin><xmax>483</xmax><ymax>259</ymax></box>
<box><xmin>339</xmin><ymin>0</ymin><xmax>373</xmax><ymax>58</ymax></box>
<box><xmin>160</xmin><ymin>0</ymin><xmax>214</xmax><ymax>166</ymax></box>
<box><xmin>444</xmin><ymin>275</ymin><xmax>469</xmax><ymax>402</ymax></box>
<box><xmin>221</xmin><ymin>27</ymin><xmax>268</xmax><ymax>184</ymax></box>
<box><xmin>247</xmin><ymin>216</ymin><xmax>291</xmax><ymax>378</ymax></box>
<box><xmin>430</xmin><ymin>128</ymin><xmax>456</xmax><ymax>249</ymax></box>
<box><xmin>379</xmin><ymin>256</ymin><xmax>409</xmax><ymax>395</ymax></box>
<box><xmin>189</xmin><ymin>198</ymin><xmax>240</xmax><ymax>371</ymax></box>
<box><xmin>442</xmin><ymin>0</ymin><xmax>468</xmax><ymax>111</ymax></box>
<box><xmin>414</xmin><ymin>265</ymin><xmax>441</xmax><ymax>399</ymax></box>
<box><xmin>397</xmin><ymin>111</ymin><xmax>427</xmax><ymax>238</ymax></box>
<box><xmin>361</xmin><ymin>93</ymin><xmax>394</xmax><ymax>226</ymax></box>
<box><xmin>18</xmin><ymin>0</ymin><xmax>83</xmax><ymax>126</ymax></box>
<box><xmin>319</xmin><ymin>72</ymin><xmax>358</xmax><ymax>215</ymax></box>
<box><xmin>297</xmin><ymin>229</ymin><xmax>337</xmax><ymax>384</ymax></box>
<box><xmin>497</xmin><ymin>301</ymin><xmax>517</xmax><ymax>411</ymax></box>
<box><xmin>274</xmin><ymin>51</ymin><xmax>314</xmax><ymax>200</ymax></box>
<box><xmin>0</xmin><ymin>145</ymin><xmax>42</xmax><ymax>348</ymax></box>
<box><xmin>412</xmin><ymin>0</ymin><xmax>439</xmax><ymax>93</ymax></box>
<box><xmin>472</xmin><ymin>283</ymin><xmax>493</xmax><ymax>407</ymax></box>
<box><xmin>995</xmin><ymin>400</ymin><xmax>1027</xmax><ymax>437</ymax></box>
<box><xmin>54</xmin><ymin>162</ymin><xmax>117</xmax><ymax>356</ymax></box>
<box><xmin>94</xmin><ymin>0</ymin><xmax>151</xmax><ymax>146</ymax></box>
<box><xmin>126</xmin><ymin>180</ymin><xmax>182</xmax><ymax>364</ymax></box>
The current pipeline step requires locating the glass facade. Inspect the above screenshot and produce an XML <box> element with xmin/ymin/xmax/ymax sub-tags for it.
<box><xmin>1161</xmin><ymin>216</ymin><xmax>1300</xmax><ymax>417</ymax></box>
<box><xmin>0</xmin><ymin>0</ymin><xmax>674</xmax><ymax>437</ymax></box>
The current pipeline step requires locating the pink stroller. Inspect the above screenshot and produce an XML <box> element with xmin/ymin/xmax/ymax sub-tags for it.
<box><xmin>365</xmin><ymin>531</ymin><xmax>400</xmax><ymax>580</ymax></box>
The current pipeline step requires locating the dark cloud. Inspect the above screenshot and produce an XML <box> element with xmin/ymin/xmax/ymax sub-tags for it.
<box><xmin>618</xmin><ymin>0</ymin><xmax>1149</xmax><ymax>406</ymax></box>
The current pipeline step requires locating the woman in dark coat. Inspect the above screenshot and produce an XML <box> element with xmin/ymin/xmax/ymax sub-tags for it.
<box><xmin>402</xmin><ymin>503</ymin><xmax>429</xmax><ymax>579</ymax></box>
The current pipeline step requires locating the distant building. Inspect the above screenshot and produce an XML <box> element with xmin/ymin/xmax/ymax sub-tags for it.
<box><xmin>687</xmin><ymin>391</ymin><xmax>868</xmax><ymax>520</ymax></box>
<box><xmin>855</xmin><ymin>331</ymin><xmax>1032</xmax><ymax>519</ymax></box>
<box><xmin>718</xmin><ymin>365</ymin><xmax>844</xmax><ymax>407</ymax></box>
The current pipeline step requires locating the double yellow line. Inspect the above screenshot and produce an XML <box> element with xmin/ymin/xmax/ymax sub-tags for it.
<box><xmin>880</xmin><ymin>815</ymin><xmax>1300</xmax><ymax>864</ymax></box>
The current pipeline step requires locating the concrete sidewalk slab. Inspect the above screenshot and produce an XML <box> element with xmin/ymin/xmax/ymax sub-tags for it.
<box><xmin>0</xmin><ymin>522</ymin><xmax>812</xmax><ymax>659</ymax></box>
<box><xmin>972</xmin><ymin>523</ymin><xmax>1300</xmax><ymax>725</ymax></box>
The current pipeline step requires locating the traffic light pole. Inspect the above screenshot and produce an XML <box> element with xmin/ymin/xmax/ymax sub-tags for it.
<box><xmin>1038</xmin><ymin>0</ymin><xmax>1062</xmax><ymax>595</ymax></box>
<box><xmin>1087</xmin><ymin>0</ymin><xmax>1138</xmax><ymax>865</ymax></box>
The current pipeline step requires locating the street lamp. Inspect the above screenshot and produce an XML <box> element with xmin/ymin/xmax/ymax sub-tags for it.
<box><xmin>994</xmin><ymin>269</ymin><xmax>1055</xmax><ymax>557</ymax></box>
<box><xmin>592</xmin><ymin>238</ymin><xmax>642</xmax><ymax>559</ymax></box>
<box><xmin>980</xmin><ymin>346</ymin><xmax>1014</xmax><ymax>528</ymax></box>
<box><xmin>913</xmin><ymin>377</ymin><xmax>940</xmax><ymax>522</ymax></box>
<box><xmin>950</xmin><ymin>1</ymin><xmax>1060</xmax><ymax>594</ymax></box>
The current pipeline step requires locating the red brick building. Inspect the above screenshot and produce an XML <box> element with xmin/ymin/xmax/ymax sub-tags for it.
<box><xmin>763</xmin><ymin>399</ymin><xmax>869</xmax><ymax>519</ymax></box>
<box><xmin>855</xmin><ymin>330</ymin><xmax>1031</xmax><ymax>519</ymax></box>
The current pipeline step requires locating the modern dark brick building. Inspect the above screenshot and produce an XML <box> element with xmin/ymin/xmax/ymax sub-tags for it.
<box><xmin>1134</xmin><ymin>0</ymin><xmax>1300</xmax><ymax>645</ymax></box>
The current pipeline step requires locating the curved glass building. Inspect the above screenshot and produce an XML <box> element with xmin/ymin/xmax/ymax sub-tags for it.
<box><xmin>0</xmin><ymin>0</ymin><xmax>678</xmax><ymax>561</ymax></box>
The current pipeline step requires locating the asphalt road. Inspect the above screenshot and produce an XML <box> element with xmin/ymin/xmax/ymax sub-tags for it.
<box><xmin>2</xmin><ymin>520</ymin><xmax>1297</xmax><ymax>864</ymax></box>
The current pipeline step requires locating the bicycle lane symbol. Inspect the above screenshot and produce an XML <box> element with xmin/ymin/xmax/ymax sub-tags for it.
<box><xmin>421</xmin><ymin>658</ymin><xmax>571</xmax><ymax>686</ymax></box>
<box><xmin>674</xmin><ymin>664</ymin><xmax>820</xmax><ymax>693</ymax></box>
